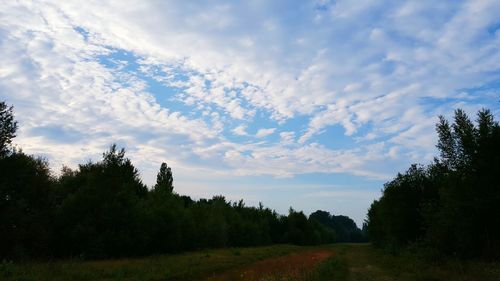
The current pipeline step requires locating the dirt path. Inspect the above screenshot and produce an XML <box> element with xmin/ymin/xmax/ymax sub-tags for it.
<box><xmin>204</xmin><ymin>250</ymin><xmax>333</xmax><ymax>281</ymax></box>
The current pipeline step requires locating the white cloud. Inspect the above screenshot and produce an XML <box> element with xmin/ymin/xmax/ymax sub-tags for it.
<box><xmin>232</xmin><ymin>125</ymin><xmax>248</xmax><ymax>136</ymax></box>
<box><xmin>256</xmin><ymin>128</ymin><xmax>276</xmax><ymax>138</ymax></box>
<box><xmin>305</xmin><ymin>190</ymin><xmax>380</xmax><ymax>200</ymax></box>
<box><xmin>0</xmin><ymin>0</ymin><xmax>499</xmax><ymax>187</ymax></box>
<box><xmin>279</xmin><ymin>131</ymin><xmax>295</xmax><ymax>145</ymax></box>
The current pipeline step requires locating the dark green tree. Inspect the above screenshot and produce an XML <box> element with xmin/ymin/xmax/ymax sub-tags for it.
<box><xmin>0</xmin><ymin>152</ymin><xmax>54</xmax><ymax>258</ymax></box>
<box><xmin>54</xmin><ymin>144</ymin><xmax>148</xmax><ymax>258</ymax></box>
<box><xmin>0</xmin><ymin>101</ymin><xmax>54</xmax><ymax>259</ymax></box>
<box><xmin>310</xmin><ymin>210</ymin><xmax>364</xmax><ymax>242</ymax></box>
<box><xmin>436</xmin><ymin>115</ymin><xmax>457</xmax><ymax>169</ymax></box>
<box><xmin>366</xmin><ymin>108</ymin><xmax>500</xmax><ymax>259</ymax></box>
<box><xmin>0</xmin><ymin>101</ymin><xmax>17</xmax><ymax>157</ymax></box>
<box><xmin>154</xmin><ymin>162</ymin><xmax>173</xmax><ymax>193</ymax></box>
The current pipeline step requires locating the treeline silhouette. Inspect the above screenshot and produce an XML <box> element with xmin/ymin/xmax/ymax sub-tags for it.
<box><xmin>366</xmin><ymin>109</ymin><xmax>500</xmax><ymax>259</ymax></box>
<box><xmin>0</xmin><ymin>100</ymin><xmax>363</xmax><ymax>260</ymax></box>
<box><xmin>310</xmin><ymin>210</ymin><xmax>365</xmax><ymax>242</ymax></box>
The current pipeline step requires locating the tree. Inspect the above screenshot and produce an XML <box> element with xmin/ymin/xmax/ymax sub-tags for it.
<box><xmin>309</xmin><ymin>210</ymin><xmax>364</xmax><ymax>242</ymax></box>
<box><xmin>0</xmin><ymin>152</ymin><xmax>54</xmax><ymax>258</ymax></box>
<box><xmin>0</xmin><ymin>101</ymin><xmax>17</xmax><ymax>157</ymax></box>
<box><xmin>452</xmin><ymin>109</ymin><xmax>476</xmax><ymax>168</ymax></box>
<box><xmin>366</xmin><ymin>108</ymin><xmax>500</xmax><ymax>258</ymax></box>
<box><xmin>154</xmin><ymin>162</ymin><xmax>173</xmax><ymax>193</ymax></box>
<box><xmin>436</xmin><ymin>115</ymin><xmax>457</xmax><ymax>169</ymax></box>
<box><xmin>54</xmin><ymin>145</ymin><xmax>148</xmax><ymax>258</ymax></box>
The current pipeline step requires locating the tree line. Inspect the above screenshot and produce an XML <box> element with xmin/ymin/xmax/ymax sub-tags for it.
<box><xmin>0</xmin><ymin>100</ymin><xmax>363</xmax><ymax>260</ymax></box>
<box><xmin>365</xmin><ymin>108</ymin><xmax>500</xmax><ymax>259</ymax></box>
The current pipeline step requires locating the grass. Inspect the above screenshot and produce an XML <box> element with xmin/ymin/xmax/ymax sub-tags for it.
<box><xmin>1</xmin><ymin>244</ymin><xmax>499</xmax><ymax>281</ymax></box>
<box><xmin>242</xmin><ymin>244</ymin><xmax>500</xmax><ymax>281</ymax></box>
<box><xmin>306</xmin><ymin>256</ymin><xmax>349</xmax><ymax>281</ymax></box>
<box><xmin>0</xmin><ymin>245</ymin><xmax>303</xmax><ymax>281</ymax></box>
<box><xmin>331</xmin><ymin>243</ymin><xmax>500</xmax><ymax>281</ymax></box>
<box><xmin>258</xmin><ymin>256</ymin><xmax>349</xmax><ymax>281</ymax></box>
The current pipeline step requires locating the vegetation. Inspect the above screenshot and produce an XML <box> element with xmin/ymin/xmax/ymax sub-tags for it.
<box><xmin>0</xmin><ymin>101</ymin><xmax>17</xmax><ymax>157</ymax></box>
<box><xmin>0</xmin><ymin>245</ymin><xmax>302</xmax><ymax>281</ymax></box>
<box><xmin>0</xmin><ymin>100</ymin><xmax>363</xmax><ymax>260</ymax></box>
<box><xmin>310</xmin><ymin>210</ymin><xmax>364</xmax><ymax>243</ymax></box>
<box><xmin>1</xmin><ymin>244</ymin><xmax>498</xmax><ymax>281</ymax></box>
<box><xmin>332</xmin><ymin>244</ymin><xmax>500</xmax><ymax>281</ymax></box>
<box><xmin>366</xmin><ymin>109</ymin><xmax>500</xmax><ymax>259</ymax></box>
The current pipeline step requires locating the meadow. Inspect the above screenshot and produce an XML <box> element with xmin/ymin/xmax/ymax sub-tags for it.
<box><xmin>2</xmin><ymin>244</ymin><xmax>499</xmax><ymax>281</ymax></box>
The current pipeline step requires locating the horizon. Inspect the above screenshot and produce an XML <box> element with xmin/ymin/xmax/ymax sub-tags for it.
<box><xmin>1</xmin><ymin>1</ymin><xmax>500</xmax><ymax>226</ymax></box>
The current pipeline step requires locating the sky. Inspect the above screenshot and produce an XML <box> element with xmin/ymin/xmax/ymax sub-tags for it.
<box><xmin>1</xmin><ymin>0</ymin><xmax>499</xmax><ymax>226</ymax></box>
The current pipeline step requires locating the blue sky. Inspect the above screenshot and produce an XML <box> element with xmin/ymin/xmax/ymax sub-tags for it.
<box><xmin>1</xmin><ymin>0</ymin><xmax>499</xmax><ymax>225</ymax></box>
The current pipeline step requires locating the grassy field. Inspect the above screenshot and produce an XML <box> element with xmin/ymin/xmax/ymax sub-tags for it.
<box><xmin>330</xmin><ymin>244</ymin><xmax>500</xmax><ymax>281</ymax></box>
<box><xmin>0</xmin><ymin>245</ymin><xmax>304</xmax><ymax>281</ymax></box>
<box><xmin>1</xmin><ymin>244</ymin><xmax>499</xmax><ymax>281</ymax></box>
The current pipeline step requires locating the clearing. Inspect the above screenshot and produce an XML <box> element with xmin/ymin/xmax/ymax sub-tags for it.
<box><xmin>1</xmin><ymin>244</ymin><xmax>499</xmax><ymax>281</ymax></box>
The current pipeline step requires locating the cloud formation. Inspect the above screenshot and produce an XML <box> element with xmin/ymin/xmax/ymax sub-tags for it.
<box><xmin>256</xmin><ymin>128</ymin><xmax>276</xmax><ymax>138</ymax></box>
<box><xmin>1</xmin><ymin>0</ymin><xmax>499</xmax><ymax>223</ymax></box>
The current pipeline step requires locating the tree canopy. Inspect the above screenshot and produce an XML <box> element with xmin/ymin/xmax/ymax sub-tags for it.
<box><xmin>154</xmin><ymin>162</ymin><xmax>173</xmax><ymax>193</ymax></box>
<box><xmin>366</xmin><ymin>108</ymin><xmax>500</xmax><ymax>259</ymax></box>
<box><xmin>0</xmin><ymin>101</ymin><xmax>17</xmax><ymax>157</ymax></box>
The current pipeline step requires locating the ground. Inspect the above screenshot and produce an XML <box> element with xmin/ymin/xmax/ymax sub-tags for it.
<box><xmin>1</xmin><ymin>244</ymin><xmax>499</xmax><ymax>281</ymax></box>
<box><xmin>205</xmin><ymin>249</ymin><xmax>333</xmax><ymax>281</ymax></box>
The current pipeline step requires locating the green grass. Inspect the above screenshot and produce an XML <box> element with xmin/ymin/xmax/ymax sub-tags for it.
<box><xmin>306</xmin><ymin>256</ymin><xmax>349</xmax><ymax>281</ymax></box>
<box><xmin>253</xmin><ymin>244</ymin><xmax>500</xmax><ymax>281</ymax></box>
<box><xmin>256</xmin><ymin>256</ymin><xmax>349</xmax><ymax>281</ymax></box>
<box><xmin>330</xmin><ymin>243</ymin><xmax>500</xmax><ymax>281</ymax></box>
<box><xmin>0</xmin><ymin>245</ymin><xmax>303</xmax><ymax>281</ymax></box>
<box><xmin>2</xmin><ymin>244</ymin><xmax>499</xmax><ymax>281</ymax></box>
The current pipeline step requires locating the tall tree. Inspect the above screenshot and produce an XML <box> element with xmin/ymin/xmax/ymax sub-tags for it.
<box><xmin>54</xmin><ymin>145</ymin><xmax>148</xmax><ymax>258</ymax></box>
<box><xmin>0</xmin><ymin>152</ymin><xmax>54</xmax><ymax>258</ymax></box>
<box><xmin>452</xmin><ymin>109</ymin><xmax>476</xmax><ymax>168</ymax></box>
<box><xmin>436</xmin><ymin>115</ymin><xmax>457</xmax><ymax>169</ymax></box>
<box><xmin>154</xmin><ymin>162</ymin><xmax>174</xmax><ymax>193</ymax></box>
<box><xmin>0</xmin><ymin>101</ymin><xmax>17</xmax><ymax>157</ymax></box>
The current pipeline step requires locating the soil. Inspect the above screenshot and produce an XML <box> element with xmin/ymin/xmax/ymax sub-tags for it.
<box><xmin>204</xmin><ymin>250</ymin><xmax>334</xmax><ymax>281</ymax></box>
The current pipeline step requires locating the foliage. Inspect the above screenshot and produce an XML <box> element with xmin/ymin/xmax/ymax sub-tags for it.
<box><xmin>154</xmin><ymin>162</ymin><xmax>173</xmax><ymax>193</ymax></box>
<box><xmin>0</xmin><ymin>101</ymin><xmax>17</xmax><ymax>157</ymax></box>
<box><xmin>0</xmin><ymin>152</ymin><xmax>54</xmax><ymax>259</ymax></box>
<box><xmin>310</xmin><ymin>210</ymin><xmax>365</xmax><ymax>242</ymax></box>
<box><xmin>53</xmin><ymin>144</ymin><xmax>148</xmax><ymax>258</ymax></box>
<box><xmin>366</xmin><ymin>108</ymin><xmax>500</xmax><ymax>259</ymax></box>
<box><xmin>1</xmin><ymin>141</ymin><xmax>340</xmax><ymax>259</ymax></box>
